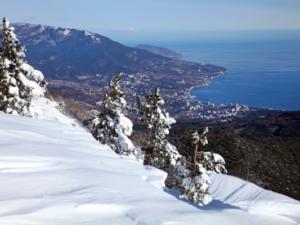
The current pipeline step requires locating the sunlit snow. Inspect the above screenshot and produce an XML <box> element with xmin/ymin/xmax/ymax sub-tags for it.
<box><xmin>0</xmin><ymin>105</ymin><xmax>299</xmax><ymax>225</ymax></box>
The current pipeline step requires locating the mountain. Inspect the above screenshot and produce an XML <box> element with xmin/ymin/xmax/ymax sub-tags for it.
<box><xmin>7</xmin><ymin>23</ymin><xmax>225</xmax><ymax>116</ymax></box>
<box><xmin>0</xmin><ymin>111</ymin><xmax>299</xmax><ymax>225</ymax></box>
<box><xmin>135</xmin><ymin>44</ymin><xmax>182</xmax><ymax>59</ymax></box>
<box><xmin>12</xmin><ymin>23</ymin><xmax>224</xmax><ymax>81</ymax></box>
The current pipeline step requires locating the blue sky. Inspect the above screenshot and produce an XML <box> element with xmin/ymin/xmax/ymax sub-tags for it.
<box><xmin>1</xmin><ymin>0</ymin><xmax>300</xmax><ymax>42</ymax></box>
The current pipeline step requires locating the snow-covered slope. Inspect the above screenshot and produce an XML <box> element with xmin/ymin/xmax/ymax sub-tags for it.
<box><xmin>0</xmin><ymin>112</ymin><xmax>299</xmax><ymax>225</ymax></box>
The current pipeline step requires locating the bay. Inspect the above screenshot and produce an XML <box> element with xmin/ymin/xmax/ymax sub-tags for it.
<box><xmin>158</xmin><ymin>38</ymin><xmax>300</xmax><ymax>110</ymax></box>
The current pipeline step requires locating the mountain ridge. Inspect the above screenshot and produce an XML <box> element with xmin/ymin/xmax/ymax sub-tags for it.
<box><xmin>11</xmin><ymin>23</ymin><xmax>225</xmax><ymax>81</ymax></box>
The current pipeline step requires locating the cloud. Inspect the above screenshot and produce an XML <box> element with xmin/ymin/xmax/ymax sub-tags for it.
<box><xmin>110</xmin><ymin>27</ymin><xmax>137</xmax><ymax>32</ymax></box>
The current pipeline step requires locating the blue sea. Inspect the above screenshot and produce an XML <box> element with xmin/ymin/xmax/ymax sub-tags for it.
<box><xmin>151</xmin><ymin>34</ymin><xmax>300</xmax><ymax>111</ymax></box>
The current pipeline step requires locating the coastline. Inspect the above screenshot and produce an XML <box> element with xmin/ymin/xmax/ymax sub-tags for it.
<box><xmin>188</xmin><ymin>70</ymin><xmax>226</xmax><ymax>102</ymax></box>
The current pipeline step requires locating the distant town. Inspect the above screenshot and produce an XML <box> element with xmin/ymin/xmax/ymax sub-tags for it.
<box><xmin>120</xmin><ymin>72</ymin><xmax>250</xmax><ymax>121</ymax></box>
<box><xmin>49</xmin><ymin>71</ymin><xmax>250</xmax><ymax>122</ymax></box>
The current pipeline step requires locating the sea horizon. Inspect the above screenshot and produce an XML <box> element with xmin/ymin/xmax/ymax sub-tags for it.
<box><xmin>131</xmin><ymin>32</ymin><xmax>300</xmax><ymax>111</ymax></box>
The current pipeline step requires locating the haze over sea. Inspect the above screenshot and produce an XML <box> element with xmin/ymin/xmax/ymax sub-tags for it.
<box><xmin>145</xmin><ymin>30</ymin><xmax>300</xmax><ymax>111</ymax></box>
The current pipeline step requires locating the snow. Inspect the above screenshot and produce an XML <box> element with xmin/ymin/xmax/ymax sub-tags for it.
<box><xmin>0</xmin><ymin>111</ymin><xmax>299</xmax><ymax>225</ymax></box>
<box><xmin>61</xmin><ymin>28</ymin><xmax>71</xmax><ymax>36</ymax></box>
<box><xmin>116</xmin><ymin>113</ymin><xmax>135</xmax><ymax>152</ymax></box>
<box><xmin>17</xmin><ymin>72</ymin><xmax>44</xmax><ymax>97</ymax></box>
<box><xmin>20</xmin><ymin>63</ymin><xmax>44</xmax><ymax>83</ymax></box>
<box><xmin>83</xmin><ymin>30</ymin><xmax>101</xmax><ymax>43</ymax></box>
<box><xmin>28</xmin><ymin>97</ymin><xmax>77</xmax><ymax>125</ymax></box>
<box><xmin>210</xmin><ymin>174</ymin><xmax>300</xmax><ymax>223</ymax></box>
<box><xmin>8</xmin><ymin>86</ymin><xmax>19</xmax><ymax>96</ymax></box>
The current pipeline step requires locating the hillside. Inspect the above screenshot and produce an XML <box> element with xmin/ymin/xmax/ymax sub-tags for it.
<box><xmin>12</xmin><ymin>23</ymin><xmax>224</xmax><ymax>82</ymax></box>
<box><xmin>163</xmin><ymin>110</ymin><xmax>300</xmax><ymax>200</ymax></box>
<box><xmin>135</xmin><ymin>44</ymin><xmax>182</xmax><ymax>59</ymax></box>
<box><xmin>0</xmin><ymin>110</ymin><xmax>300</xmax><ymax>224</ymax></box>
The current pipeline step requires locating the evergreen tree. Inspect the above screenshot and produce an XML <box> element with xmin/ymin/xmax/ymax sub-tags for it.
<box><xmin>92</xmin><ymin>73</ymin><xmax>135</xmax><ymax>155</ymax></box>
<box><xmin>180</xmin><ymin>128</ymin><xmax>212</xmax><ymax>205</ymax></box>
<box><xmin>0</xmin><ymin>17</ymin><xmax>46</xmax><ymax>116</ymax></box>
<box><xmin>172</xmin><ymin>127</ymin><xmax>227</xmax><ymax>206</ymax></box>
<box><xmin>137</xmin><ymin>88</ymin><xmax>177</xmax><ymax>168</ymax></box>
<box><xmin>193</xmin><ymin>127</ymin><xmax>227</xmax><ymax>174</ymax></box>
<box><xmin>191</xmin><ymin>128</ymin><xmax>208</xmax><ymax>173</ymax></box>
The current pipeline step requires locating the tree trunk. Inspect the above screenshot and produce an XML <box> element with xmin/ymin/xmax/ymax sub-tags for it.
<box><xmin>193</xmin><ymin>143</ymin><xmax>199</xmax><ymax>176</ymax></box>
<box><xmin>143</xmin><ymin>127</ymin><xmax>153</xmax><ymax>165</ymax></box>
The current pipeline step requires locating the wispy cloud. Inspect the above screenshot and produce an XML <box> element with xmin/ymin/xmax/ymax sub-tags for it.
<box><xmin>110</xmin><ymin>27</ymin><xmax>137</xmax><ymax>32</ymax></box>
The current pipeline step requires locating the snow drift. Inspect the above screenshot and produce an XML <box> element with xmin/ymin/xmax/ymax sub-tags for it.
<box><xmin>0</xmin><ymin>109</ymin><xmax>299</xmax><ymax>225</ymax></box>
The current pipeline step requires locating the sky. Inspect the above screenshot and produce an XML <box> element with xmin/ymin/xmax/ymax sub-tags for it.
<box><xmin>0</xmin><ymin>0</ymin><xmax>300</xmax><ymax>42</ymax></box>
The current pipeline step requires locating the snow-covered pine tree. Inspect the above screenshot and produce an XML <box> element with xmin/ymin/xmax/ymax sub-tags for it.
<box><xmin>0</xmin><ymin>17</ymin><xmax>46</xmax><ymax>116</ymax></box>
<box><xmin>92</xmin><ymin>73</ymin><xmax>135</xmax><ymax>155</ymax></box>
<box><xmin>137</xmin><ymin>88</ymin><xmax>177</xmax><ymax>168</ymax></box>
<box><xmin>179</xmin><ymin>128</ymin><xmax>212</xmax><ymax>205</ymax></box>
<box><xmin>176</xmin><ymin>127</ymin><xmax>227</xmax><ymax>206</ymax></box>
<box><xmin>193</xmin><ymin>127</ymin><xmax>227</xmax><ymax>174</ymax></box>
<box><xmin>191</xmin><ymin>128</ymin><xmax>208</xmax><ymax>173</ymax></box>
